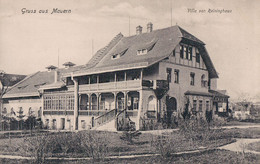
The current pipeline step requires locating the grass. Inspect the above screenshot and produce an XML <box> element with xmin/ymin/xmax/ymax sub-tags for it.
<box><xmin>247</xmin><ymin>141</ymin><xmax>260</xmax><ymax>152</ymax></box>
<box><xmin>0</xmin><ymin>126</ymin><xmax>259</xmax><ymax>162</ymax></box>
<box><xmin>1</xmin><ymin>150</ymin><xmax>259</xmax><ymax>164</ymax></box>
<box><xmin>0</xmin><ymin>129</ymin><xmax>235</xmax><ymax>158</ymax></box>
<box><xmin>222</xmin><ymin>127</ymin><xmax>260</xmax><ymax>138</ymax></box>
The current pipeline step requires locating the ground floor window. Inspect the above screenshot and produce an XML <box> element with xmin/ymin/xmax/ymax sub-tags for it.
<box><xmin>206</xmin><ymin>101</ymin><xmax>210</xmax><ymax>111</ymax></box>
<box><xmin>44</xmin><ymin>94</ymin><xmax>74</xmax><ymax>110</ymax></box>
<box><xmin>199</xmin><ymin>100</ymin><xmax>203</xmax><ymax>112</ymax></box>
<box><xmin>192</xmin><ymin>100</ymin><xmax>197</xmax><ymax>112</ymax></box>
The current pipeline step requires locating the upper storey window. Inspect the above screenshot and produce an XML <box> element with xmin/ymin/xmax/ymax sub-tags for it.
<box><xmin>137</xmin><ymin>41</ymin><xmax>157</xmax><ymax>56</ymax></box>
<box><xmin>137</xmin><ymin>49</ymin><xmax>148</xmax><ymax>55</ymax></box>
<box><xmin>180</xmin><ymin>45</ymin><xmax>184</xmax><ymax>59</ymax></box>
<box><xmin>111</xmin><ymin>48</ymin><xmax>128</xmax><ymax>60</ymax></box>
<box><xmin>180</xmin><ymin>44</ymin><xmax>193</xmax><ymax>60</ymax></box>
<box><xmin>196</xmin><ymin>48</ymin><xmax>200</xmax><ymax>63</ymax></box>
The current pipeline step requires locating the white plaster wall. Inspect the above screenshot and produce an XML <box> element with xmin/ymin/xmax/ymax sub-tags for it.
<box><xmin>159</xmin><ymin>62</ymin><xmax>209</xmax><ymax>112</ymax></box>
<box><xmin>3</xmin><ymin>98</ymin><xmax>42</xmax><ymax>117</ymax></box>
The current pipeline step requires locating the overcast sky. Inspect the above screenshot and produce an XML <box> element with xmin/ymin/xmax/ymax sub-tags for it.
<box><xmin>0</xmin><ymin>0</ymin><xmax>259</xmax><ymax>101</ymax></box>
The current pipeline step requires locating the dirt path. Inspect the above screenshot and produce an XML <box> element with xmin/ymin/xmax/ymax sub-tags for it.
<box><xmin>219</xmin><ymin>138</ymin><xmax>260</xmax><ymax>154</ymax></box>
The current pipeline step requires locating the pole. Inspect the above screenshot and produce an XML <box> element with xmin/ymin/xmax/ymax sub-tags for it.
<box><xmin>171</xmin><ymin>0</ymin><xmax>173</xmax><ymax>26</ymax></box>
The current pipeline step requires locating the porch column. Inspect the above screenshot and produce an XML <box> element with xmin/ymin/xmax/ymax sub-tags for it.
<box><xmin>124</xmin><ymin>91</ymin><xmax>128</xmax><ymax>110</ymax></box>
<box><xmin>124</xmin><ymin>72</ymin><xmax>127</xmax><ymax>81</ymax></box>
<box><xmin>72</xmin><ymin>77</ymin><xmax>79</xmax><ymax>130</ymax></box>
<box><xmin>97</xmin><ymin>93</ymin><xmax>100</xmax><ymax>111</ymax></box>
<box><xmin>140</xmin><ymin>69</ymin><xmax>143</xmax><ymax>86</ymax></box>
<box><xmin>114</xmin><ymin>92</ymin><xmax>117</xmax><ymax>110</ymax></box>
<box><xmin>79</xmin><ymin>94</ymin><xmax>81</xmax><ymax>110</ymax></box>
<box><xmin>136</xmin><ymin>90</ymin><xmax>143</xmax><ymax>130</ymax></box>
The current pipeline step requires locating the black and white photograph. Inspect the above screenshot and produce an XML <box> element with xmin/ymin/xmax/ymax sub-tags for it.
<box><xmin>0</xmin><ymin>0</ymin><xmax>259</xmax><ymax>163</ymax></box>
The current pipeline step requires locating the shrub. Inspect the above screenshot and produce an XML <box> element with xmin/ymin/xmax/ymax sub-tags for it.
<box><xmin>150</xmin><ymin>133</ymin><xmax>183</xmax><ymax>157</ymax></box>
<box><xmin>120</xmin><ymin>130</ymin><xmax>141</xmax><ymax>144</ymax></box>
<box><xmin>79</xmin><ymin>131</ymin><xmax>109</xmax><ymax>159</ymax></box>
<box><xmin>23</xmin><ymin>133</ymin><xmax>51</xmax><ymax>164</ymax></box>
<box><xmin>22</xmin><ymin>131</ymin><xmax>110</xmax><ymax>162</ymax></box>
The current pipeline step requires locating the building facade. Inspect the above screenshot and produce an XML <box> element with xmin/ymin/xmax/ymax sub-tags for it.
<box><xmin>2</xmin><ymin>24</ymin><xmax>228</xmax><ymax>131</ymax></box>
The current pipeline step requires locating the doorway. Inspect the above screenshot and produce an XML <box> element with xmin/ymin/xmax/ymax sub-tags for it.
<box><xmin>166</xmin><ymin>96</ymin><xmax>177</xmax><ymax>125</ymax></box>
<box><xmin>61</xmin><ymin>118</ymin><xmax>65</xmax><ymax>130</ymax></box>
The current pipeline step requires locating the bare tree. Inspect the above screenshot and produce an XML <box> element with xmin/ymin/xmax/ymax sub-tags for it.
<box><xmin>0</xmin><ymin>71</ymin><xmax>10</xmax><ymax>131</ymax></box>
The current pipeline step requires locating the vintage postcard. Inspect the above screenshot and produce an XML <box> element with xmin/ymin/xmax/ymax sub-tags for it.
<box><xmin>0</xmin><ymin>0</ymin><xmax>259</xmax><ymax>163</ymax></box>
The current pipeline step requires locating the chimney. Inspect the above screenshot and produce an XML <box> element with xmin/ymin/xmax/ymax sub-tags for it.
<box><xmin>147</xmin><ymin>22</ymin><xmax>153</xmax><ymax>33</ymax></box>
<box><xmin>46</xmin><ymin>65</ymin><xmax>57</xmax><ymax>72</ymax></box>
<box><xmin>54</xmin><ymin>70</ymin><xmax>60</xmax><ymax>83</ymax></box>
<box><xmin>63</xmin><ymin>62</ymin><xmax>75</xmax><ymax>69</ymax></box>
<box><xmin>136</xmin><ymin>25</ymin><xmax>142</xmax><ymax>35</ymax></box>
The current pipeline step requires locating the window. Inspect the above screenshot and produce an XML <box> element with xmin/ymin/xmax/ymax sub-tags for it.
<box><xmin>52</xmin><ymin>119</ymin><xmax>57</xmax><ymax>129</ymax></box>
<box><xmin>2</xmin><ymin>108</ymin><xmax>7</xmax><ymax>115</ymax></box>
<box><xmin>184</xmin><ymin>46</ymin><xmax>188</xmax><ymax>59</ymax></box>
<box><xmin>137</xmin><ymin>49</ymin><xmax>148</xmax><ymax>55</ymax></box>
<box><xmin>199</xmin><ymin>100</ymin><xmax>203</xmax><ymax>112</ymax></box>
<box><xmin>46</xmin><ymin>119</ymin><xmax>49</xmax><ymax>128</ymax></box>
<box><xmin>43</xmin><ymin>94</ymin><xmax>74</xmax><ymax>111</ymax></box>
<box><xmin>166</xmin><ymin>68</ymin><xmax>172</xmax><ymax>83</ymax></box>
<box><xmin>81</xmin><ymin>120</ymin><xmax>86</xmax><ymax>129</ymax></box>
<box><xmin>201</xmin><ymin>75</ymin><xmax>207</xmax><ymax>87</ymax></box>
<box><xmin>28</xmin><ymin>107</ymin><xmax>33</xmax><ymax>116</ymax></box>
<box><xmin>196</xmin><ymin>48</ymin><xmax>200</xmax><ymax>63</ymax></box>
<box><xmin>189</xmin><ymin>47</ymin><xmax>193</xmax><ymax>60</ymax></box>
<box><xmin>111</xmin><ymin>54</ymin><xmax>120</xmax><ymax>59</ymax></box>
<box><xmin>180</xmin><ymin>45</ymin><xmax>184</xmax><ymax>59</ymax></box>
<box><xmin>174</xmin><ymin>69</ymin><xmax>179</xmax><ymax>84</ymax></box>
<box><xmin>190</xmin><ymin>73</ymin><xmax>195</xmax><ymax>86</ymax></box>
<box><xmin>172</xmin><ymin>49</ymin><xmax>175</xmax><ymax>57</ymax></box>
<box><xmin>206</xmin><ymin>101</ymin><xmax>210</xmax><ymax>111</ymax></box>
<box><xmin>112</xmin><ymin>49</ymin><xmax>128</xmax><ymax>59</ymax></box>
<box><xmin>193</xmin><ymin>100</ymin><xmax>197</xmax><ymax>112</ymax></box>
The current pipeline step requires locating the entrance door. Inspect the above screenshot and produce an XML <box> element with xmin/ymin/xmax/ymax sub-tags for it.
<box><xmin>61</xmin><ymin>118</ymin><xmax>65</xmax><ymax>130</ymax></box>
<box><xmin>166</xmin><ymin>96</ymin><xmax>177</xmax><ymax>125</ymax></box>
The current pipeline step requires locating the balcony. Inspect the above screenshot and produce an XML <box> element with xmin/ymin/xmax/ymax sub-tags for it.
<box><xmin>79</xmin><ymin>80</ymin><xmax>142</xmax><ymax>92</ymax></box>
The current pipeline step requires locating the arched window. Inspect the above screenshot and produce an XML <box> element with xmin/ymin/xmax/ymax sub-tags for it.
<box><xmin>201</xmin><ymin>74</ymin><xmax>207</xmax><ymax>87</ymax></box>
<box><xmin>28</xmin><ymin>107</ymin><xmax>33</xmax><ymax>116</ymax></box>
<box><xmin>2</xmin><ymin>107</ymin><xmax>7</xmax><ymax>115</ymax></box>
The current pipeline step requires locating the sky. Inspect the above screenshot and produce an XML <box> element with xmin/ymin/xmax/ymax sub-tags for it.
<box><xmin>0</xmin><ymin>0</ymin><xmax>259</xmax><ymax>101</ymax></box>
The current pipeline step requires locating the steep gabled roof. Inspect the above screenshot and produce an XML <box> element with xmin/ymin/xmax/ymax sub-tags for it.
<box><xmin>72</xmin><ymin>25</ymin><xmax>218</xmax><ymax>78</ymax></box>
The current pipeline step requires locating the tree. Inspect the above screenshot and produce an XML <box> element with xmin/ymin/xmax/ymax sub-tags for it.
<box><xmin>0</xmin><ymin>71</ymin><xmax>10</xmax><ymax>131</ymax></box>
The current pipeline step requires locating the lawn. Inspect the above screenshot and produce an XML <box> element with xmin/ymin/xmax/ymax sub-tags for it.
<box><xmin>0</xmin><ymin>123</ymin><xmax>259</xmax><ymax>163</ymax></box>
<box><xmin>0</xmin><ymin>128</ymin><xmax>235</xmax><ymax>158</ymax></box>
<box><xmin>0</xmin><ymin>150</ymin><xmax>258</xmax><ymax>164</ymax></box>
<box><xmin>247</xmin><ymin>141</ymin><xmax>260</xmax><ymax>152</ymax></box>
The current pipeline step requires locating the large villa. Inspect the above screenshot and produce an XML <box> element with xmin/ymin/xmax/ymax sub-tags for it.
<box><xmin>2</xmin><ymin>23</ymin><xmax>229</xmax><ymax>131</ymax></box>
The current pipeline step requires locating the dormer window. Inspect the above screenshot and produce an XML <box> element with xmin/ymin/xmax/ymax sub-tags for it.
<box><xmin>137</xmin><ymin>49</ymin><xmax>148</xmax><ymax>55</ymax></box>
<box><xmin>137</xmin><ymin>40</ymin><xmax>157</xmax><ymax>56</ymax></box>
<box><xmin>111</xmin><ymin>48</ymin><xmax>128</xmax><ymax>60</ymax></box>
<box><xmin>111</xmin><ymin>54</ymin><xmax>120</xmax><ymax>59</ymax></box>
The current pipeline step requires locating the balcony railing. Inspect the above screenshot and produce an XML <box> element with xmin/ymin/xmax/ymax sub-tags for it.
<box><xmin>79</xmin><ymin>80</ymin><xmax>141</xmax><ymax>92</ymax></box>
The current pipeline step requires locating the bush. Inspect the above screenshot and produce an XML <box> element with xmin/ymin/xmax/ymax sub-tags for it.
<box><xmin>79</xmin><ymin>131</ymin><xmax>109</xmax><ymax>159</ymax></box>
<box><xmin>150</xmin><ymin>133</ymin><xmax>184</xmax><ymax>157</ymax></box>
<box><xmin>23</xmin><ymin>133</ymin><xmax>51</xmax><ymax>164</ymax></box>
<box><xmin>22</xmin><ymin>131</ymin><xmax>110</xmax><ymax>162</ymax></box>
<box><xmin>120</xmin><ymin>130</ymin><xmax>141</xmax><ymax>144</ymax></box>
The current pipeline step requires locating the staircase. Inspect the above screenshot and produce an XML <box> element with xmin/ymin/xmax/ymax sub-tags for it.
<box><xmin>91</xmin><ymin>109</ymin><xmax>117</xmax><ymax>131</ymax></box>
<box><xmin>91</xmin><ymin>109</ymin><xmax>136</xmax><ymax>131</ymax></box>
